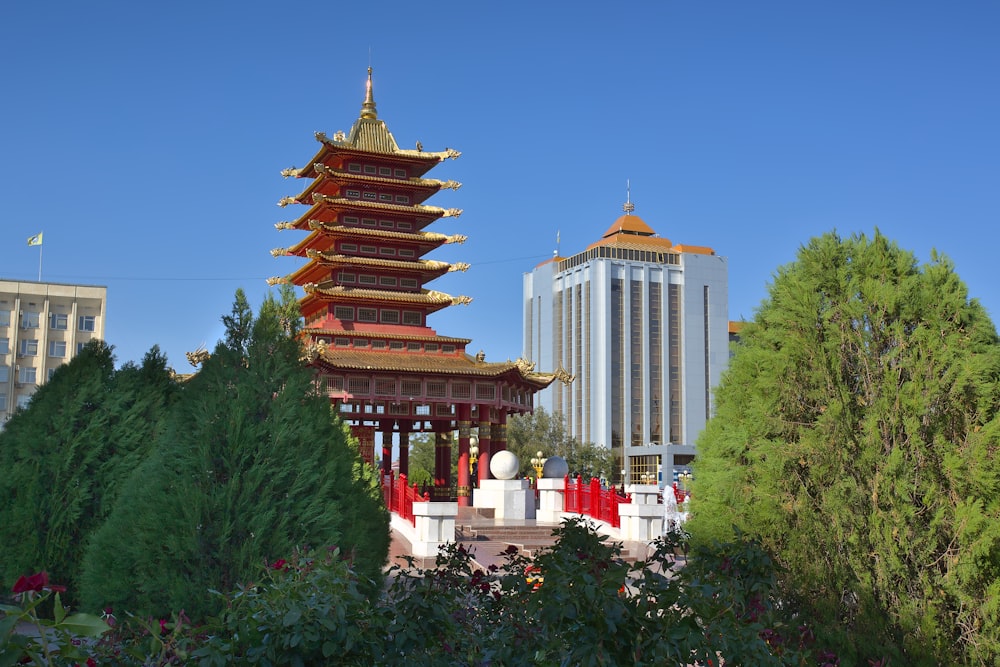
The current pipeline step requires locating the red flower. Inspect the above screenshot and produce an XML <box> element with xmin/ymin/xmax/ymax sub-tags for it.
<box><xmin>158</xmin><ymin>619</ymin><xmax>168</xmax><ymax>635</ymax></box>
<box><xmin>271</xmin><ymin>559</ymin><xmax>287</xmax><ymax>570</ymax></box>
<box><xmin>87</xmin><ymin>658</ymin><xmax>98</xmax><ymax>667</ymax></box>
<box><xmin>12</xmin><ymin>571</ymin><xmax>48</xmax><ymax>594</ymax></box>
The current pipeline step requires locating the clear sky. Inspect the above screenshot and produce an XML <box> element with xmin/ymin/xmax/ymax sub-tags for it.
<box><xmin>2</xmin><ymin>2</ymin><xmax>998</xmax><ymax>372</ymax></box>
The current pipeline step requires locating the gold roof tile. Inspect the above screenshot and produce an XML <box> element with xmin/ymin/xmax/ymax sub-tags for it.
<box><xmin>313</xmin><ymin>348</ymin><xmax>554</xmax><ymax>387</ymax></box>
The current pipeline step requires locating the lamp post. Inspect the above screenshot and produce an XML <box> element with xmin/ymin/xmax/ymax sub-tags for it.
<box><xmin>679</xmin><ymin>471</ymin><xmax>692</xmax><ymax>493</ymax></box>
<box><xmin>469</xmin><ymin>434</ymin><xmax>479</xmax><ymax>486</ymax></box>
<box><xmin>530</xmin><ymin>451</ymin><xmax>546</xmax><ymax>481</ymax></box>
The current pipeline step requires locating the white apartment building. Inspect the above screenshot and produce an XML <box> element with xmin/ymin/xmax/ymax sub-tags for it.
<box><xmin>523</xmin><ymin>204</ymin><xmax>729</xmax><ymax>484</ymax></box>
<box><xmin>0</xmin><ymin>279</ymin><xmax>107</xmax><ymax>423</ymax></box>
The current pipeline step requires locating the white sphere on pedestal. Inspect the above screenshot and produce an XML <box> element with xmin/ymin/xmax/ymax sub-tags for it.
<box><xmin>490</xmin><ymin>450</ymin><xmax>520</xmax><ymax>480</ymax></box>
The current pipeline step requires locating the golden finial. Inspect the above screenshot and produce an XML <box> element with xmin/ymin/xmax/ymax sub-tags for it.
<box><xmin>623</xmin><ymin>179</ymin><xmax>635</xmax><ymax>214</ymax></box>
<box><xmin>360</xmin><ymin>67</ymin><xmax>377</xmax><ymax>120</ymax></box>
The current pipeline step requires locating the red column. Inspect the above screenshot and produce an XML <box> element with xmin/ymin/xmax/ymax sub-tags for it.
<box><xmin>456</xmin><ymin>406</ymin><xmax>471</xmax><ymax>507</ymax></box>
<box><xmin>380</xmin><ymin>420</ymin><xmax>393</xmax><ymax>479</ymax></box>
<box><xmin>398</xmin><ymin>424</ymin><xmax>411</xmax><ymax>478</ymax></box>
<box><xmin>477</xmin><ymin>408</ymin><xmax>492</xmax><ymax>483</ymax></box>
<box><xmin>493</xmin><ymin>411</ymin><xmax>508</xmax><ymax>455</ymax></box>
<box><xmin>433</xmin><ymin>430</ymin><xmax>451</xmax><ymax>501</ymax></box>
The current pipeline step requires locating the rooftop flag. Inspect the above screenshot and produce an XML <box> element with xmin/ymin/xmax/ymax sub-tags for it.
<box><xmin>27</xmin><ymin>232</ymin><xmax>43</xmax><ymax>247</ymax></box>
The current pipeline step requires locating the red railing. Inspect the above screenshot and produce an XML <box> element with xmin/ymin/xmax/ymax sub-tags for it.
<box><xmin>563</xmin><ymin>475</ymin><xmax>630</xmax><ymax>528</ymax></box>
<box><xmin>382</xmin><ymin>472</ymin><xmax>430</xmax><ymax>525</ymax></box>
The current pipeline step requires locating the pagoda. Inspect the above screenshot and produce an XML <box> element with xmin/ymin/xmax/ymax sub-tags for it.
<box><xmin>270</xmin><ymin>69</ymin><xmax>560</xmax><ymax>504</ymax></box>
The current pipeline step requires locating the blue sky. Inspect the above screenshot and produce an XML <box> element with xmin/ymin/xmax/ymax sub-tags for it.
<box><xmin>2</xmin><ymin>2</ymin><xmax>998</xmax><ymax>371</ymax></box>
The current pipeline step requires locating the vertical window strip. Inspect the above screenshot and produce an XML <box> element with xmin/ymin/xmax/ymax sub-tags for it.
<box><xmin>704</xmin><ymin>285</ymin><xmax>711</xmax><ymax>420</ymax></box>
<box><xmin>649</xmin><ymin>281</ymin><xmax>663</xmax><ymax>444</ymax></box>
<box><xmin>630</xmin><ymin>278</ymin><xmax>643</xmax><ymax>447</ymax></box>
<box><xmin>574</xmin><ymin>283</ymin><xmax>582</xmax><ymax>441</ymax></box>
<box><xmin>611</xmin><ymin>276</ymin><xmax>624</xmax><ymax>452</ymax></box>
<box><xmin>584</xmin><ymin>279</ymin><xmax>591</xmax><ymax>445</ymax></box>
<box><xmin>668</xmin><ymin>283</ymin><xmax>682</xmax><ymax>444</ymax></box>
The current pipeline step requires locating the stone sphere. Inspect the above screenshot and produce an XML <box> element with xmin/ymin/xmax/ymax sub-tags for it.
<box><xmin>541</xmin><ymin>455</ymin><xmax>569</xmax><ymax>479</ymax></box>
<box><xmin>490</xmin><ymin>450</ymin><xmax>520</xmax><ymax>480</ymax></box>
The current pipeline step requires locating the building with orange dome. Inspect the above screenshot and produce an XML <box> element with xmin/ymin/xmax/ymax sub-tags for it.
<box><xmin>523</xmin><ymin>199</ymin><xmax>729</xmax><ymax>485</ymax></box>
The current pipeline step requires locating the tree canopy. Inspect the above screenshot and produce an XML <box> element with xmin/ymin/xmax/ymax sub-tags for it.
<box><xmin>0</xmin><ymin>341</ymin><xmax>178</xmax><ymax>602</ymax></box>
<box><xmin>507</xmin><ymin>407</ymin><xmax>616</xmax><ymax>480</ymax></box>
<box><xmin>687</xmin><ymin>230</ymin><xmax>1000</xmax><ymax>665</ymax></box>
<box><xmin>79</xmin><ymin>289</ymin><xmax>389</xmax><ymax>619</ymax></box>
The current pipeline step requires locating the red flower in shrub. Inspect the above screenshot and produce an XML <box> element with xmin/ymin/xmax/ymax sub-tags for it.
<box><xmin>271</xmin><ymin>559</ymin><xmax>287</xmax><ymax>570</ymax></box>
<box><xmin>12</xmin><ymin>571</ymin><xmax>49</xmax><ymax>594</ymax></box>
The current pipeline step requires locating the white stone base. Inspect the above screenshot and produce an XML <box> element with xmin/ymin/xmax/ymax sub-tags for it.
<box><xmin>619</xmin><ymin>484</ymin><xmax>664</xmax><ymax>541</ymax></box>
<box><xmin>410</xmin><ymin>501</ymin><xmax>458</xmax><ymax>558</ymax></box>
<box><xmin>536</xmin><ymin>477</ymin><xmax>565</xmax><ymax>523</ymax></box>
<box><xmin>473</xmin><ymin>478</ymin><xmax>536</xmax><ymax>520</ymax></box>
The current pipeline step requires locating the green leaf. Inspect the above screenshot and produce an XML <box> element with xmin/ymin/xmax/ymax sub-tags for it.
<box><xmin>58</xmin><ymin>613</ymin><xmax>110</xmax><ymax>638</ymax></box>
<box><xmin>53</xmin><ymin>591</ymin><xmax>66</xmax><ymax>624</ymax></box>
<box><xmin>282</xmin><ymin>607</ymin><xmax>302</xmax><ymax>626</ymax></box>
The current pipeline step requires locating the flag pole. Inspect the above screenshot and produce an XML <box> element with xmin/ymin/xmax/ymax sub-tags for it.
<box><xmin>38</xmin><ymin>231</ymin><xmax>43</xmax><ymax>281</ymax></box>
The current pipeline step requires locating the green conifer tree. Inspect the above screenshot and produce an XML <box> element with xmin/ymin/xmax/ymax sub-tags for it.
<box><xmin>80</xmin><ymin>290</ymin><xmax>389</xmax><ymax>619</ymax></box>
<box><xmin>688</xmin><ymin>231</ymin><xmax>1000</xmax><ymax>665</ymax></box>
<box><xmin>0</xmin><ymin>342</ymin><xmax>176</xmax><ymax>601</ymax></box>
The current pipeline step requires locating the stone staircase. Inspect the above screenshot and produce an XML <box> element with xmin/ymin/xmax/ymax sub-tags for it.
<box><xmin>455</xmin><ymin>507</ymin><xmax>639</xmax><ymax>567</ymax></box>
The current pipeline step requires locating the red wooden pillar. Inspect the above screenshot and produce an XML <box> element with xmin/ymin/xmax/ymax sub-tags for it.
<box><xmin>456</xmin><ymin>406</ymin><xmax>471</xmax><ymax>507</ymax></box>
<box><xmin>398</xmin><ymin>422</ymin><xmax>411</xmax><ymax>478</ymax></box>
<box><xmin>493</xmin><ymin>411</ymin><xmax>507</xmax><ymax>455</ymax></box>
<box><xmin>380</xmin><ymin>420</ymin><xmax>393</xmax><ymax>479</ymax></box>
<box><xmin>477</xmin><ymin>407</ymin><xmax>492</xmax><ymax>483</ymax></box>
<box><xmin>433</xmin><ymin>430</ymin><xmax>452</xmax><ymax>501</ymax></box>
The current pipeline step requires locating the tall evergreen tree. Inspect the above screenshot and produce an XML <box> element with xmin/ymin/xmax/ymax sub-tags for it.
<box><xmin>688</xmin><ymin>231</ymin><xmax>1000</xmax><ymax>665</ymax></box>
<box><xmin>0</xmin><ymin>342</ymin><xmax>176</xmax><ymax>600</ymax></box>
<box><xmin>80</xmin><ymin>290</ymin><xmax>389</xmax><ymax>619</ymax></box>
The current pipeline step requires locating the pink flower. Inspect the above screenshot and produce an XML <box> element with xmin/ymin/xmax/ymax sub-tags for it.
<box><xmin>158</xmin><ymin>619</ymin><xmax>168</xmax><ymax>635</ymax></box>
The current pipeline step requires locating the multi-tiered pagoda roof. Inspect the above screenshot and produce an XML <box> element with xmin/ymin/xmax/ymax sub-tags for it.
<box><xmin>269</xmin><ymin>69</ymin><xmax>558</xmax><ymax>432</ymax></box>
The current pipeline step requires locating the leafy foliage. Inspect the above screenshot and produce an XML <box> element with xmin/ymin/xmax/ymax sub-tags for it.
<box><xmin>508</xmin><ymin>407</ymin><xmax>616</xmax><ymax>479</ymax></box>
<box><xmin>78</xmin><ymin>289</ymin><xmax>389</xmax><ymax>620</ymax></box>
<box><xmin>0</xmin><ymin>342</ymin><xmax>177</xmax><ymax>603</ymax></box>
<box><xmin>688</xmin><ymin>230</ymin><xmax>1000</xmax><ymax>665</ymax></box>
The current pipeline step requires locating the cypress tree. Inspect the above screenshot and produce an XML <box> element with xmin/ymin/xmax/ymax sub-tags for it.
<box><xmin>0</xmin><ymin>342</ymin><xmax>175</xmax><ymax>601</ymax></box>
<box><xmin>688</xmin><ymin>231</ymin><xmax>1000</xmax><ymax>664</ymax></box>
<box><xmin>80</xmin><ymin>290</ymin><xmax>389</xmax><ymax>619</ymax></box>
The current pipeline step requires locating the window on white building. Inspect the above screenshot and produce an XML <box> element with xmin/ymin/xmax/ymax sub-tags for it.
<box><xmin>19</xmin><ymin>339</ymin><xmax>38</xmax><ymax>356</ymax></box>
<box><xmin>0</xmin><ymin>310</ymin><xmax>10</xmax><ymax>327</ymax></box>
<box><xmin>0</xmin><ymin>337</ymin><xmax>8</xmax><ymax>355</ymax></box>
<box><xmin>18</xmin><ymin>366</ymin><xmax>37</xmax><ymax>384</ymax></box>
<box><xmin>48</xmin><ymin>340</ymin><xmax>67</xmax><ymax>357</ymax></box>
<box><xmin>49</xmin><ymin>313</ymin><xmax>68</xmax><ymax>330</ymax></box>
<box><xmin>0</xmin><ymin>365</ymin><xmax>8</xmax><ymax>382</ymax></box>
<box><xmin>79</xmin><ymin>315</ymin><xmax>96</xmax><ymax>332</ymax></box>
<box><xmin>21</xmin><ymin>311</ymin><xmax>40</xmax><ymax>329</ymax></box>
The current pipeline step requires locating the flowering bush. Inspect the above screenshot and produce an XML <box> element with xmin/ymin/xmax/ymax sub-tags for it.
<box><xmin>3</xmin><ymin>522</ymin><xmax>891</xmax><ymax>666</ymax></box>
<box><xmin>0</xmin><ymin>571</ymin><xmax>109</xmax><ymax>666</ymax></box>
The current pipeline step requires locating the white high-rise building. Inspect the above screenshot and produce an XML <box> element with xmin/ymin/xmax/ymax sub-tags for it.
<box><xmin>0</xmin><ymin>279</ymin><xmax>107</xmax><ymax>423</ymax></box>
<box><xmin>523</xmin><ymin>203</ymin><xmax>729</xmax><ymax>484</ymax></box>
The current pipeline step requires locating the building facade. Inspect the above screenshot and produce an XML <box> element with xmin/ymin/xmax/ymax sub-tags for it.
<box><xmin>523</xmin><ymin>203</ymin><xmax>728</xmax><ymax>484</ymax></box>
<box><xmin>0</xmin><ymin>279</ymin><xmax>107</xmax><ymax>423</ymax></box>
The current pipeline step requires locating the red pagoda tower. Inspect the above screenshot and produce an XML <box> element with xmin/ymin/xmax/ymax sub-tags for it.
<box><xmin>270</xmin><ymin>69</ymin><xmax>558</xmax><ymax>504</ymax></box>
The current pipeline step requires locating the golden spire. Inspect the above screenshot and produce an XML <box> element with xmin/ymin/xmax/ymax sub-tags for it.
<box><xmin>360</xmin><ymin>67</ymin><xmax>377</xmax><ymax>120</ymax></box>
